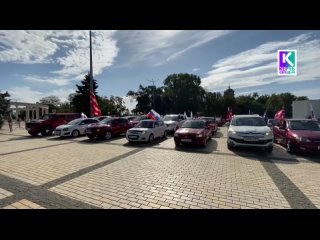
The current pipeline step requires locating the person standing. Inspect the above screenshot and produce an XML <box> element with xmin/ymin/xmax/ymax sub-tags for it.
<box><xmin>8</xmin><ymin>118</ymin><xmax>13</xmax><ymax>132</ymax></box>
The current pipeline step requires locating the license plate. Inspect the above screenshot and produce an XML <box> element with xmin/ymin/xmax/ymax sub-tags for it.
<box><xmin>181</xmin><ymin>139</ymin><xmax>192</xmax><ymax>142</ymax></box>
<box><xmin>129</xmin><ymin>135</ymin><xmax>138</xmax><ymax>139</ymax></box>
<box><xmin>244</xmin><ymin>137</ymin><xmax>258</xmax><ymax>142</ymax></box>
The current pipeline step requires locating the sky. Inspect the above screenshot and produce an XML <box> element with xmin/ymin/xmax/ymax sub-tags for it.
<box><xmin>1</xmin><ymin>30</ymin><xmax>319</xmax><ymax>111</ymax></box>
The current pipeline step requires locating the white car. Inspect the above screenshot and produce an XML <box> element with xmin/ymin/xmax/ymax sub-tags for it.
<box><xmin>54</xmin><ymin>118</ymin><xmax>99</xmax><ymax>137</ymax></box>
<box><xmin>126</xmin><ymin>120</ymin><xmax>167</xmax><ymax>143</ymax></box>
<box><xmin>162</xmin><ymin>114</ymin><xmax>186</xmax><ymax>132</ymax></box>
<box><xmin>227</xmin><ymin>115</ymin><xmax>273</xmax><ymax>152</ymax></box>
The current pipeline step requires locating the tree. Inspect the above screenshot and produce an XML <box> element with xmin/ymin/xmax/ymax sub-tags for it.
<box><xmin>163</xmin><ymin>73</ymin><xmax>205</xmax><ymax>114</ymax></box>
<box><xmin>39</xmin><ymin>95</ymin><xmax>61</xmax><ymax>113</ymax></box>
<box><xmin>0</xmin><ymin>91</ymin><xmax>10</xmax><ymax>129</ymax></box>
<box><xmin>266</xmin><ymin>94</ymin><xmax>284</xmax><ymax>117</ymax></box>
<box><xmin>71</xmin><ymin>73</ymin><xmax>99</xmax><ymax>117</ymax></box>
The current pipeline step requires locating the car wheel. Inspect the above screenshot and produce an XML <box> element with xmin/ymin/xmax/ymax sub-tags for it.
<box><xmin>227</xmin><ymin>142</ymin><xmax>233</xmax><ymax>150</ymax></box>
<box><xmin>266</xmin><ymin>146</ymin><xmax>273</xmax><ymax>153</ymax></box>
<box><xmin>209</xmin><ymin>133</ymin><xmax>212</xmax><ymax>140</ymax></box>
<box><xmin>41</xmin><ymin>127</ymin><xmax>52</xmax><ymax>136</ymax></box>
<box><xmin>105</xmin><ymin>131</ymin><xmax>112</xmax><ymax>140</ymax></box>
<box><xmin>163</xmin><ymin>130</ymin><xmax>167</xmax><ymax>138</ymax></box>
<box><xmin>88</xmin><ymin>135</ymin><xmax>95</xmax><ymax>140</ymax></box>
<box><xmin>202</xmin><ymin>138</ymin><xmax>207</xmax><ymax>147</ymax></box>
<box><xmin>29</xmin><ymin>132</ymin><xmax>38</xmax><ymax>137</ymax></box>
<box><xmin>149</xmin><ymin>134</ymin><xmax>154</xmax><ymax>143</ymax></box>
<box><xmin>72</xmin><ymin>130</ymin><xmax>80</xmax><ymax>138</ymax></box>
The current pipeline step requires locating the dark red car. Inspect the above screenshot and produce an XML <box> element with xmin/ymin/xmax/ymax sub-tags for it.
<box><xmin>273</xmin><ymin>119</ymin><xmax>320</xmax><ymax>153</ymax></box>
<box><xmin>198</xmin><ymin>117</ymin><xmax>218</xmax><ymax>135</ymax></box>
<box><xmin>129</xmin><ymin>115</ymin><xmax>148</xmax><ymax>127</ymax></box>
<box><xmin>86</xmin><ymin>117</ymin><xmax>131</xmax><ymax>140</ymax></box>
<box><xmin>174</xmin><ymin>120</ymin><xmax>212</xmax><ymax>147</ymax></box>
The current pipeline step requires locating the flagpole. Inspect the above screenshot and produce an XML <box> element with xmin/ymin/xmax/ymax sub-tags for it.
<box><xmin>89</xmin><ymin>30</ymin><xmax>94</xmax><ymax>118</ymax></box>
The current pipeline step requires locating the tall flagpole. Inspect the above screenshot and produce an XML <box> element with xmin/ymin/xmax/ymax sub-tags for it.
<box><xmin>89</xmin><ymin>30</ymin><xmax>94</xmax><ymax>118</ymax></box>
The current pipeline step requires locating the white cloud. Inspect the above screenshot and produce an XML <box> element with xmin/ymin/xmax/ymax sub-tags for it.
<box><xmin>116</xmin><ymin>30</ymin><xmax>233</xmax><ymax>67</ymax></box>
<box><xmin>24</xmin><ymin>75</ymin><xmax>72</xmax><ymax>86</ymax></box>
<box><xmin>0</xmin><ymin>30</ymin><xmax>119</xmax><ymax>84</ymax></box>
<box><xmin>201</xmin><ymin>32</ymin><xmax>320</xmax><ymax>92</ymax></box>
<box><xmin>192</xmin><ymin>68</ymin><xmax>200</xmax><ymax>72</ymax></box>
<box><xmin>122</xmin><ymin>96</ymin><xmax>137</xmax><ymax>112</ymax></box>
<box><xmin>8</xmin><ymin>86</ymin><xmax>75</xmax><ymax>103</ymax></box>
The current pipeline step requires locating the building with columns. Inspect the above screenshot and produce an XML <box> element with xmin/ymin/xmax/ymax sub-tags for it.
<box><xmin>10</xmin><ymin>102</ymin><xmax>49</xmax><ymax>122</ymax></box>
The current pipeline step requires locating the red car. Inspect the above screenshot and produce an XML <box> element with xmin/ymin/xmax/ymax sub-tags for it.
<box><xmin>198</xmin><ymin>117</ymin><xmax>218</xmax><ymax>135</ymax></box>
<box><xmin>86</xmin><ymin>117</ymin><xmax>131</xmax><ymax>140</ymax></box>
<box><xmin>129</xmin><ymin>115</ymin><xmax>148</xmax><ymax>127</ymax></box>
<box><xmin>273</xmin><ymin>119</ymin><xmax>320</xmax><ymax>153</ymax></box>
<box><xmin>174</xmin><ymin>120</ymin><xmax>212</xmax><ymax>147</ymax></box>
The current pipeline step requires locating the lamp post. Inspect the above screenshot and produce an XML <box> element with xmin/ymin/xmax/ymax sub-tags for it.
<box><xmin>147</xmin><ymin>79</ymin><xmax>157</xmax><ymax>110</ymax></box>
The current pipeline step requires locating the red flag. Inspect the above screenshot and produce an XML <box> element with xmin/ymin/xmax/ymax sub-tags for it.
<box><xmin>226</xmin><ymin>107</ymin><xmax>233</xmax><ymax>121</ymax></box>
<box><xmin>274</xmin><ymin>107</ymin><xmax>285</xmax><ymax>123</ymax></box>
<box><xmin>90</xmin><ymin>91</ymin><xmax>102</xmax><ymax>116</ymax></box>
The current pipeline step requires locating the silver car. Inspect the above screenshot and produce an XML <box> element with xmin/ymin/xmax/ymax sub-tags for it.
<box><xmin>227</xmin><ymin>115</ymin><xmax>273</xmax><ymax>152</ymax></box>
<box><xmin>162</xmin><ymin>114</ymin><xmax>186</xmax><ymax>132</ymax></box>
<box><xmin>126</xmin><ymin>120</ymin><xmax>167</xmax><ymax>143</ymax></box>
<box><xmin>54</xmin><ymin>118</ymin><xmax>99</xmax><ymax>137</ymax></box>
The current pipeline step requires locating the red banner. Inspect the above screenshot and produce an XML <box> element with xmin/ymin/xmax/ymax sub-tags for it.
<box><xmin>274</xmin><ymin>107</ymin><xmax>285</xmax><ymax>123</ymax></box>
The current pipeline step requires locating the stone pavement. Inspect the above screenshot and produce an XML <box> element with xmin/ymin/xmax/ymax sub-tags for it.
<box><xmin>0</xmin><ymin>122</ymin><xmax>319</xmax><ymax>209</ymax></box>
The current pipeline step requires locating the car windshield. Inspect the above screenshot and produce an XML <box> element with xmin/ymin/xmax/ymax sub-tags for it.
<box><xmin>163</xmin><ymin>116</ymin><xmax>178</xmax><ymax>121</ymax></box>
<box><xmin>181</xmin><ymin>120</ymin><xmax>205</xmax><ymax>129</ymax></box>
<box><xmin>231</xmin><ymin>117</ymin><xmax>266</xmax><ymax>126</ymax></box>
<box><xmin>100</xmin><ymin>118</ymin><xmax>114</xmax><ymax>125</ymax></box>
<box><xmin>132</xmin><ymin>115</ymin><xmax>146</xmax><ymax>121</ymax></box>
<box><xmin>136</xmin><ymin>121</ymin><xmax>154</xmax><ymax>128</ymax></box>
<box><xmin>67</xmin><ymin>119</ymin><xmax>82</xmax><ymax>125</ymax></box>
<box><xmin>290</xmin><ymin>121</ymin><xmax>320</xmax><ymax>131</ymax></box>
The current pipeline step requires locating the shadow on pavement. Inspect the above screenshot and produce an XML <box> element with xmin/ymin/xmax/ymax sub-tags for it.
<box><xmin>77</xmin><ymin>135</ymin><xmax>126</xmax><ymax>145</ymax></box>
<box><xmin>174</xmin><ymin>139</ymin><xmax>217</xmax><ymax>154</ymax></box>
<box><xmin>229</xmin><ymin>147</ymin><xmax>300</xmax><ymax>164</ymax></box>
<box><xmin>212</xmin><ymin>131</ymin><xmax>224</xmax><ymax>139</ymax></box>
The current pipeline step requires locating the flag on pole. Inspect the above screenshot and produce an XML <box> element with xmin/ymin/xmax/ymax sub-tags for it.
<box><xmin>274</xmin><ymin>107</ymin><xmax>285</xmax><ymax>123</ymax></box>
<box><xmin>147</xmin><ymin>109</ymin><xmax>161</xmax><ymax>121</ymax></box>
<box><xmin>226</xmin><ymin>107</ymin><xmax>233</xmax><ymax>121</ymax></box>
<box><xmin>90</xmin><ymin>91</ymin><xmax>102</xmax><ymax>116</ymax></box>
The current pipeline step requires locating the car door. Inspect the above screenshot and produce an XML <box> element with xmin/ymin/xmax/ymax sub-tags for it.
<box><xmin>153</xmin><ymin>121</ymin><xmax>160</xmax><ymax>138</ymax></box>
<box><xmin>81</xmin><ymin>119</ymin><xmax>99</xmax><ymax>135</ymax></box>
<box><xmin>158</xmin><ymin>121</ymin><xmax>166</xmax><ymax>136</ymax></box>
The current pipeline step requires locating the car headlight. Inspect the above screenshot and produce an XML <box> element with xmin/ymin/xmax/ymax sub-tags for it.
<box><xmin>196</xmin><ymin>134</ymin><xmax>203</xmax><ymax>138</ymax></box>
<box><xmin>141</xmin><ymin>131</ymin><xmax>147</xmax><ymax>135</ymax></box>
<box><xmin>265</xmin><ymin>132</ymin><xmax>271</xmax><ymax>136</ymax></box>
<box><xmin>63</xmin><ymin>128</ymin><xmax>69</xmax><ymax>131</ymax></box>
<box><xmin>229</xmin><ymin>129</ymin><xmax>237</xmax><ymax>135</ymax></box>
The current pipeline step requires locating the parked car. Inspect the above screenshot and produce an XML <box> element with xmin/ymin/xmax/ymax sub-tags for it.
<box><xmin>273</xmin><ymin>119</ymin><xmax>320</xmax><ymax>153</ymax></box>
<box><xmin>227</xmin><ymin>115</ymin><xmax>273</xmax><ymax>152</ymax></box>
<box><xmin>174</xmin><ymin>120</ymin><xmax>212</xmax><ymax>147</ymax></box>
<box><xmin>129</xmin><ymin>115</ymin><xmax>148</xmax><ymax>127</ymax></box>
<box><xmin>54</xmin><ymin>118</ymin><xmax>99</xmax><ymax>138</ymax></box>
<box><xmin>126</xmin><ymin>120</ymin><xmax>167</xmax><ymax>143</ymax></box>
<box><xmin>198</xmin><ymin>117</ymin><xmax>218</xmax><ymax>135</ymax></box>
<box><xmin>216</xmin><ymin>117</ymin><xmax>226</xmax><ymax>127</ymax></box>
<box><xmin>93</xmin><ymin>116</ymin><xmax>111</xmax><ymax>121</ymax></box>
<box><xmin>26</xmin><ymin>113</ymin><xmax>81</xmax><ymax>136</ymax></box>
<box><xmin>86</xmin><ymin>117</ymin><xmax>131</xmax><ymax>140</ymax></box>
<box><xmin>163</xmin><ymin>114</ymin><xmax>187</xmax><ymax>133</ymax></box>
<box><xmin>267</xmin><ymin>119</ymin><xmax>277</xmax><ymax>128</ymax></box>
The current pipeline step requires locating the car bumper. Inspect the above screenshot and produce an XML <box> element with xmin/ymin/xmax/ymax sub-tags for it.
<box><xmin>126</xmin><ymin>134</ymin><xmax>149</xmax><ymax>142</ymax></box>
<box><xmin>291</xmin><ymin>142</ymin><xmax>320</xmax><ymax>153</ymax></box>
<box><xmin>228</xmin><ymin>137</ymin><xmax>273</xmax><ymax>148</ymax></box>
<box><xmin>54</xmin><ymin>130</ymin><xmax>71</xmax><ymax>137</ymax></box>
<box><xmin>174</xmin><ymin>137</ymin><xmax>205</xmax><ymax>146</ymax></box>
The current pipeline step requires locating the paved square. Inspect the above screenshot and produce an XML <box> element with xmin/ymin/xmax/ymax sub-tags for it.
<box><xmin>0</xmin><ymin>122</ymin><xmax>319</xmax><ymax>209</ymax></box>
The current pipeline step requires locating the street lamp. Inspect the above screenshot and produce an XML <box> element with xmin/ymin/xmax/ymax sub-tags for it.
<box><xmin>147</xmin><ymin>79</ymin><xmax>158</xmax><ymax>109</ymax></box>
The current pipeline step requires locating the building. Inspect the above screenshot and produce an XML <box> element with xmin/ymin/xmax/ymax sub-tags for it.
<box><xmin>223</xmin><ymin>83</ymin><xmax>235</xmax><ymax>99</ymax></box>
<box><xmin>10</xmin><ymin>102</ymin><xmax>49</xmax><ymax>122</ymax></box>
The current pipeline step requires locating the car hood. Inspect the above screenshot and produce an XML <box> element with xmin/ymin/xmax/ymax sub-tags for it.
<box><xmin>230</xmin><ymin>126</ymin><xmax>270</xmax><ymax>133</ymax></box>
<box><xmin>164</xmin><ymin>120</ymin><xmax>177</xmax><ymax>125</ymax></box>
<box><xmin>128</xmin><ymin>128</ymin><xmax>150</xmax><ymax>132</ymax></box>
<box><xmin>176</xmin><ymin>128</ymin><xmax>203</xmax><ymax>134</ymax></box>
<box><xmin>55</xmin><ymin>124</ymin><xmax>73</xmax><ymax>130</ymax></box>
<box><xmin>290</xmin><ymin>130</ymin><xmax>320</xmax><ymax>139</ymax></box>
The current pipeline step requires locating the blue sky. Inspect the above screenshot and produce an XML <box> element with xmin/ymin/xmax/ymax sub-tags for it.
<box><xmin>1</xmin><ymin>30</ymin><xmax>319</xmax><ymax>111</ymax></box>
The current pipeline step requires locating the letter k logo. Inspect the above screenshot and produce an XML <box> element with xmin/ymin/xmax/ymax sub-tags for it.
<box><xmin>282</xmin><ymin>52</ymin><xmax>294</xmax><ymax>66</ymax></box>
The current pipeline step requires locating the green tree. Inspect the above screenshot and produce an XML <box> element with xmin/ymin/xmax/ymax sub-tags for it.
<box><xmin>39</xmin><ymin>95</ymin><xmax>61</xmax><ymax>113</ymax></box>
<box><xmin>266</xmin><ymin>94</ymin><xmax>284</xmax><ymax>117</ymax></box>
<box><xmin>163</xmin><ymin>73</ymin><xmax>205</xmax><ymax>114</ymax></box>
<box><xmin>71</xmin><ymin>73</ymin><xmax>99</xmax><ymax>117</ymax></box>
<box><xmin>0</xmin><ymin>91</ymin><xmax>10</xmax><ymax>129</ymax></box>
